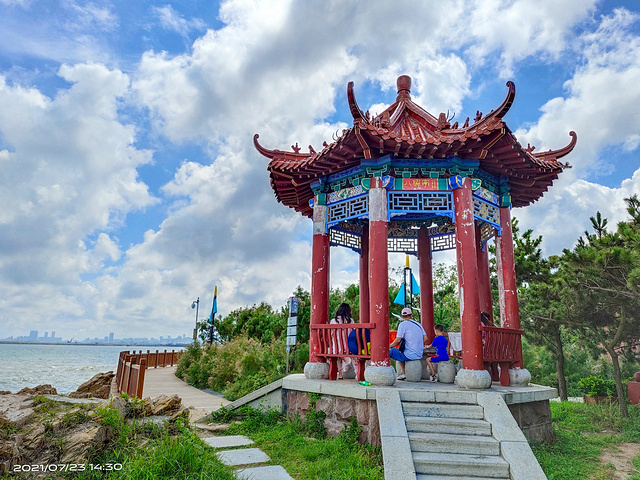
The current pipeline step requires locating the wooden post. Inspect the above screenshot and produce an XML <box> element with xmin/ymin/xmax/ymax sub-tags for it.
<box><xmin>452</xmin><ymin>177</ymin><xmax>483</xmax><ymax>371</ymax></box>
<box><xmin>368</xmin><ymin>177</ymin><xmax>390</xmax><ymax>368</ymax></box>
<box><xmin>476</xmin><ymin>225</ymin><xmax>494</xmax><ymax>323</ymax></box>
<box><xmin>418</xmin><ymin>226</ymin><xmax>435</xmax><ymax>343</ymax></box>
<box><xmin>136</xmin><ymin>358</ymin><xmax>147</xmax><ymax>398</ymax></box>
<box><xmin>309</xmin><ymin>202</ymin><xmax>330</xmax><ymax>363</ymax></box>
<box><xmin>359</xmin><ymin>228</ymin><xmax>369</xmax><ymax>323</ymax></box>
<box><xmin>496</xmin><ymin>206</ymin><xmax>523</xmax><ymax>368</ymax></box>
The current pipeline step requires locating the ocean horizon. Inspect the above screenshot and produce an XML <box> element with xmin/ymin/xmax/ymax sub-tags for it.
<box><xmin>0</xmin><ymin>343</ymin><xmax>184</xmax><ymax>394</ymax></box>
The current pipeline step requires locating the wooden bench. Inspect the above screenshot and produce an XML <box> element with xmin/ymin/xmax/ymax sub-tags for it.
<box><xmin>311</xmin><ymin>323</ymin><xmax>375</xmax><ymax>381</ymax></box>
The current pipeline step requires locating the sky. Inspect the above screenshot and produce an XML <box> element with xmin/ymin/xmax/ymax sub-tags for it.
<box><xmin>1</xmin><ymin>0</ymin><xmax>639</xmax><ymax>341</ymax></box>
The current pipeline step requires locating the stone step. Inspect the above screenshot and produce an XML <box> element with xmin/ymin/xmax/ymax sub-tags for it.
<box><xmin>402</xmin><ymin>402</ymin><xmax>484</xmax><ymax>420</ymax></box>
<box><xmin>408</xmin><ymin>432</ymin><xmax>500</xmax><ymax>456</ymax></box>
<box><xmin>398</xmin><ymin>390</ymin><xmax>478</xmax><ymax>404</ymax></box>
<box><xmin>417</xmin><ymin>475</ymin><xmax>509</xmax><ymax>480</ymax></box>
<box><xmin>413</xmin><ymin>452</ymin><xmax>510</xmax><ymax>478</ymax></box>
<box><xmin>405</xmin><ymin>416</ymin><xmax>492</xmax><ymax>436</ymax></box>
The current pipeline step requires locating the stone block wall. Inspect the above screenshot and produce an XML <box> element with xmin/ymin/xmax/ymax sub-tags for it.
<box><xmin>286</xmin><ymin>391</ymin><xmax>380</xmax><ymax>446</ymax></box>
<box><xmin>508</xmin><ymin>400</ymin><xmax>554</xmax><ymax>444</ymax></box>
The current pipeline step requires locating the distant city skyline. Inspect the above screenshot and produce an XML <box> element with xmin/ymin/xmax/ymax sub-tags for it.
<box><xmin>2</xmin><ymin>329</ymin><xmax>191</xmax><ymax>346</ymax></box>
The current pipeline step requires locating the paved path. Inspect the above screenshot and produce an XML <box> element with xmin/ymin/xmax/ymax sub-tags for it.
<box><xmin>142</xmin><ymin>365</ymin><xmax>230</xmax><ymax>419</ymax></box>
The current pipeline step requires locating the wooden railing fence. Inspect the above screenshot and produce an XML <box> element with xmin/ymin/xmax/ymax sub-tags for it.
<box><xmin>115</xmin><ymin>349</ymin><xmax>181</xmax><ymax>398</ymax></box>
<box><xmin>480</xmin><ymin>325</ymin><xmax>524</xmax><ymax>386</ymax></box>
<box><xmin>310</xmin><ymin>323</ymin><xmax>374</xmax><ymax>381</ymax></box>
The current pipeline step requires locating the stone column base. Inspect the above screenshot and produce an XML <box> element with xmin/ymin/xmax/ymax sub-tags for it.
<box><xmin>456</xmin><ymin>368</ymin><xmax>492</xmax><ymax>389</ymax></box>
<box><xmin>304</xmin><ymin>361</ymin><xmax>329</xmax><ymax>379</ymax></box>
<box><xmin>509</xmin><ymin>367</ymin><xmax>531</xmax><ymax>386</ymax></box>
<box><xmin>364</xmin><ymin>365</ymin><xmax>396</xmax><ymax>386</ymax></box>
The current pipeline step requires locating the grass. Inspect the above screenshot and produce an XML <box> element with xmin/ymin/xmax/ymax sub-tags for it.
<box><xmin>211</xmin><ymin>405</ymin><xmax>384</xmax><ymax>480</ymax></box>
<box><xmin>533</xmin><ymin>401</ymin><xmax>640</xmax><ymax>479</ymax></box>
<box><xmin>71</xmin><ymin>406</ymin><xmax>236</xmax><ymax>480</ymax></box>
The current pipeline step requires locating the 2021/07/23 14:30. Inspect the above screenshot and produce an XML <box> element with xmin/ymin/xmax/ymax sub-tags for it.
<box><xmin>13</xmin><ymin>463</ymin><xmax>123</xmax><ymax>473</ymax></box>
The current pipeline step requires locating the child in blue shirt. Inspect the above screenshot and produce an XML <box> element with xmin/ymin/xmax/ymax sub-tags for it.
<box><xmin>425</xmin><ymin>324</ymin><xmax>449</xmax><ymax>382</ymax></box>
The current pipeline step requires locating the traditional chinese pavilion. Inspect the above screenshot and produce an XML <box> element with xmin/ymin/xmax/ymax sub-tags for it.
<box><xmin>255</xmin><ymin>76</ymin><xmax>576</xmax><ymax>388</ymax></box>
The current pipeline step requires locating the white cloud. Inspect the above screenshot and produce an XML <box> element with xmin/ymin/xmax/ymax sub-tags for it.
<box><xmin>512</xmin><ymin>9</ymin><xmax>640</xmax><ymax>254</ymax></box>
<box><xmin>0</xmin><ymin>0</ymin><xmax>631</xmax><ymax>339</ymax></box>
<box><xmin>461</xmin><ymin>0</ymin><xmax>599</xmax><ymax>76</ymax></box>
<box><xmin>0</xmin><ymin>63</ymin><xmax>156</xmax><ymax>335</ymax></box>
<box><xmin>152</xmin><ymin>5</ymin><xmax>206</xmax><ymax>37</ymax></box>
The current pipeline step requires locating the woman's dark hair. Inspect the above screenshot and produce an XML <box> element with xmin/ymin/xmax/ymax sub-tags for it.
<box><xmin>335</xmin><ymin>303</ymin><xmax>353</xmax><ymax>323</ymax></box>
<box><xmin>480</xmin><ymin>311</ymin><xmax>492</xmax><ymax>326</ymax></box>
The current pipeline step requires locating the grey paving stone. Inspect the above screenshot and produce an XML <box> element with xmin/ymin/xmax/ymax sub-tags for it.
<box><xmin>216</xmin><ymin>448</ymin><xmax>270</xmax><ymax>466</ymax></box>
<box><xmin>204</xmin><ymin>435</ymin><xmax>254</xmax><ymax>448</ymax></box>
<box><xmin>236</xmin><ymin>465</ymin><xmax>294</xmax><ymax>480</ymax></box>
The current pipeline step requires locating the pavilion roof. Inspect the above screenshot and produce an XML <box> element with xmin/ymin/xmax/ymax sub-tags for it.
<box><xmin>254</xmin><ymin>75</ymin><xmax>576</xmax><ymax>218</ymax></box>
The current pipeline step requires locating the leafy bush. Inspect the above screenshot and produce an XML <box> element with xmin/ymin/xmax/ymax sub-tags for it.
<box><xmin>579</xmin><ymin>375</ymin><xmax>617</xmax><ymax>397</ymax></box>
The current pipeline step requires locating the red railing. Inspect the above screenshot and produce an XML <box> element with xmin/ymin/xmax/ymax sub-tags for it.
<box><xmin>115</xmin><ymin>349</ymin><xmax>180</xmax><ymax>398</ymax></box>
<box><xmin>480</xmin><ymin>325</ymin><xmax>524</xmax><ymax>386</ymax></box>
<box><xmin>310</xmin><ymin>323</ymin><xmax>374</xmax><ymax>381</ymax></box>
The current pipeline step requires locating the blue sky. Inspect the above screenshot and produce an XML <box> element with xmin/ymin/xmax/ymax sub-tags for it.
<box><xmin>1</xmin><ymin>0</ymin><xmax>639</xmax><ymax>340</ymax></box>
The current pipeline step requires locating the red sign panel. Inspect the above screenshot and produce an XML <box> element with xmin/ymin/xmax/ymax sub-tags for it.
<box><xmin>402</xmin><ymin>178</ymin><xmax>439</xmax><ymax>190</ymax></box>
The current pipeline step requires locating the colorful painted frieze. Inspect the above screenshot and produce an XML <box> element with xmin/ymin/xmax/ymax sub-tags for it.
<box><xmin>327</xmin><ymin>185</ymin><xmax>366</xmax><ymax>204</ymax></box>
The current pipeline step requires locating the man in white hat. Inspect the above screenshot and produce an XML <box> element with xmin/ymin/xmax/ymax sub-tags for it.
<box><xmin>389</xmin><ymin>307</ymin><xmax>427</xmax><ymax>380</ymax></box>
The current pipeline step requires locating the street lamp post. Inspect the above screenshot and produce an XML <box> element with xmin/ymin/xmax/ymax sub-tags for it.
<box><xmin>191</xmin><ymin>297</ymin><xmax>200</xmax><ymax>341</ymax></box>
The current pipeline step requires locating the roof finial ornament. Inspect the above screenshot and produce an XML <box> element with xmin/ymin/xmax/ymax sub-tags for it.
<box><xmin>526</xmin><ymin>143</ymin><xmax>536</xmax><ymax>153</ymax></box>
<box><xmin>474</xmin><ymin>111</ymin><xmax>483</xmax><ymax>123</ymax></box>
<box><xmin>291</xmin><ymin>143</ymin><xmax>301</xmax><ymax>153</ymax></box>
<box><xmin>309</xmin><ymin>145</ymin><xmax>316</xmax><ymax>154</ymax></box>
<box><xmin>397</xmin><ymin>75</ymin><xmax>411</xmax><ymax>100</ymax></box>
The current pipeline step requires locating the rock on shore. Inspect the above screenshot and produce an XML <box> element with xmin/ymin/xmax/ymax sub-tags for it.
<box><xmin>69</xmin><ymin>371</ymin><xmax>114</xmax><ymax>399</ymax></box>
<box><xmin>0</xmin><ymin>386</ymin><xmax>188</xmax><ymax>474</ymax></box>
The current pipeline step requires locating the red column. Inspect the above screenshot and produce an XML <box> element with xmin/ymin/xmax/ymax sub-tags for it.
<box><xmin>368</xmin><ymin>178</ymin><xmax>390</xmax><ymax>367</ymax></box>
<box><xmin>476</xmin><ymin>225</ymin><xmax>493</xmax><ymax>323</ymax></box>
<box><xmin>418</xmin><ymin>226</ymin><xmax>435</xmax><ymax>343</ymax></box>
<box><xmin>452</xmin><ymin>177</ymin><xmax>483</xmax><ymax>371</ymax></box>
<box><xmin>359</xmin><ymin>228</ymin><xmax>369</xmax><ymax>323</ymax></box>
<box><xmin>309</xmin><ymin>203</ymin><xmax>330</xmax><ymax>364</ymax></box>
<box><xmin>496</xmin><ymin>207</ymin><xmax>520</xmax><ymax>330</ymax></box>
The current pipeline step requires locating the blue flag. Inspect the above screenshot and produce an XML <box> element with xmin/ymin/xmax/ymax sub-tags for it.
<box><xmin>393</xmin><ymin>283</ymin><xmax>406</xmax><ymax>306</ymax></box>
<box><xmin>209</xmin><ymin>286</ymin><xmax>217</xmax><ymax>322</ymax></box>
<box><xmin>411</xmin><ymin>273</ymin><xmax>420</xmax><ymax>295</ymax></box>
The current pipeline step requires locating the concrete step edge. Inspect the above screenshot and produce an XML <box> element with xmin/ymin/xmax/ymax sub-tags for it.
<box><xmin>417</xmin><ymin>474</ymin><xmax>510</xmax><ymax>480</ymax></box>
<box><xmin>413</xmin><ymin>451</ymin><xmax>510</xmax><ymax>476</ymax></box>
<box><xmin>402</xmin><ymin>403</ymin><xmax>484</xmax><ymax>419</ymax></box>
<box><xmin>413</xmin><ymin>451</ymin><xmax>509</xmax><ymax>464</ymax></box>
<box><xmin>405</xmin><ymin>416</ymin><xmax>492</xmax><ymax>435</ymax></box>
<box><xmin>408</xmin><ymin>432</ymin><xmax>500</xmax><ymax>454</ymax></box>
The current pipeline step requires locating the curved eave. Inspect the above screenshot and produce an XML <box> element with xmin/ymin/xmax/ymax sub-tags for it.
<box><xmin>253</xmin><ymin>134</ymin><xmax>313</xmax><ymax>163</ymax></box>
<box><xmin>533</xmin><ymin>131</ymin><xmax>577</xmax><ymax>161</ymax></box>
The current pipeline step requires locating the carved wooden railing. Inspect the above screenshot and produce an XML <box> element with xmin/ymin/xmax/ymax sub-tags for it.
<box><xmin>115</xmin><ymin>349</ymin><xmax>181</xmax><ymax>398</ymax></box>
<box><xmin>310</xmin><ymin>323</ymin><xmax>374</xmax><ymax>382</ymax></box>
<box><xmin>480</xmin><ymin>325</ymin><xmax>524</xmax><ymax>386</ymax></box>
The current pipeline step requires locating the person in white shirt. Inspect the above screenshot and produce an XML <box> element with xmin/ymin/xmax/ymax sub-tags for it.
<box><xmin>389</xmin><ymin>307</ymin><xmax>427</xmax><ymax>380</ymax></box>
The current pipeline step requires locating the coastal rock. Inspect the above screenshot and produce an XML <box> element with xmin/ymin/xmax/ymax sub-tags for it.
<box><xmin>0</xmin><ymin>391</ymin><xmax>10</xmax><ymax>395</ymax></box>
<box><xmin>0</xmin><ymin>395</ymin><xmax>35</xmax><ymax>426</ymax></box>
<box><xmin>151</xmin><ymin>394</ymin><xmax>182</xmax><ymax>415</ymax></box>
<box><xmin>169</xmin><ymin>406</ymin><xmax>190</xmax><ymax>422</ymax></box>
<box><xmin>69</xmin><ymin>371</ymin><xmax>114</xmax><ymax>399</ymax></box>
<box><xmin>16</xmin><ymin>384</ymin><xmax>57</xmax><ymax>395</ymax></box>
<box><xmin>60</xmin><ymin>424</ymin><xmax>110</xmax><ymax>464</ymax></box>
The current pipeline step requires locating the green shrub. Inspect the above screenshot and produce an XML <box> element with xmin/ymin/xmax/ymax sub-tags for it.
<box><xmin>579</xmin><ymin>375</ymin><xmax>617</xmax><ymax>397</ymax></box>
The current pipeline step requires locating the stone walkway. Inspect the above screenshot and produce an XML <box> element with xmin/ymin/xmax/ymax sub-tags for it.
<box><xmin>142</xmin><ymin>365</ymin><xmax>230</xmax><ymax>420</ymax></box>
<box><xmin>202</xmin><ymin>434</ymin><xmax>294</xmax><ymax>480</ymax></box>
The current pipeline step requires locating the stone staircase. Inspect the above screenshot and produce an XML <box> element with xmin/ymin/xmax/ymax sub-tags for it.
<box><xmin>402</xmin><ymin>399</ymin><xmax>510</xmax><ymax>480</ymax></box>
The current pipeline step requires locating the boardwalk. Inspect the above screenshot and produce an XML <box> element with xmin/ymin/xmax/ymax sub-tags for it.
<box><xmin>142</xmin><ymin>365</ymin><xmax>230</xmax><ymax>420</ymax></box>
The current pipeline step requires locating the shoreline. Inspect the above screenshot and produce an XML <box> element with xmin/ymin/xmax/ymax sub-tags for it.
<box><xmin>0</xmin><ymin>341</ymin><xmax>189</xmax><ymax>347</ymax></box>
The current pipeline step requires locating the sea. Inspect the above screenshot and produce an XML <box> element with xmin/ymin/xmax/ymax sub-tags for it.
<box><xmin>0</xmin><ymin>343</ymin><xmax>184</xmax><ymax>394</ymax></box>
